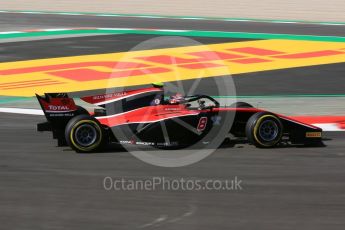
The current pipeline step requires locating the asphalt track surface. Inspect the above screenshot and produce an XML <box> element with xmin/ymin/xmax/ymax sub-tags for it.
<box><xmin>1</xmin><ymin>113</ymin><xmax>345</xmax><ymax>230</ymax></box>
<box><xmin>0</xmin><ymin>35</ymin><xmax>254</xmax><ymax>62</ymax></box>
<box><xmin>1</xmin><ymin>12</ymin><xmax>345</xmax><ymax>36</ymax></box>
<box><xmin>1</xmin><ymin>13</ymin><xmax>345</xmax><ymax>230</ymax></box>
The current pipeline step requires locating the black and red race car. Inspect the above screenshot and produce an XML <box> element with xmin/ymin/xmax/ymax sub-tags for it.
<box><xmin>36</xmin><ymin>83</ymin><xmax>323</xmax><ymax>153</ymax></box>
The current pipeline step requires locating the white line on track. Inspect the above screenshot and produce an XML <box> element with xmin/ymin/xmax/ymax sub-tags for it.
<box><xmin>20</xmin><ymin>11</ymin><xmax>45</xmax><ymax>14</ymax></box>
<box><xmin>312</xmin><ymin>123</ymin><xmax>344</xmax><ymax>131</ymax></box>
<box><xmin>0</xmin><ymin>108</ymin><xmax>43</xmax><ymax>115</ymax></box>
<box><xmin>0</xmin><ymin>31</ymin><xmax>24</xmax><ymax>34</ymax></box>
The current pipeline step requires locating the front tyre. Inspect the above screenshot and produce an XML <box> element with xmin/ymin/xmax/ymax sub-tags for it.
<box><xmin>245</xmin><ymin>112</ymin><xmax>283</xmax><ymax>148</ymax></box>
<box><xmin>65</xmin><ymin>115</ymin><xmax>105</xmax><ymax>153</ymax></box>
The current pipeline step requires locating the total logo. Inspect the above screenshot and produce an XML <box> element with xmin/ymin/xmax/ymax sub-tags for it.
<box><xmin>48</xmin><ymin>105</ymin><xmax>71</xmax><ymax>111</ymax></box>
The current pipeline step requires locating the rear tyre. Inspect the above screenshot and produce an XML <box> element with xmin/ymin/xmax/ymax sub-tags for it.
<box><xmin>245</xmin><ymin>112</ymin><xmax>283</xmax><ymax>148</ymax></box>
<box><xmin>230</xmin><ymin>102</ymin><xmax>253</xmax><ymax>108</ymax></box>
<box><xmin>65</xmin><ymin>114</ymin><xmax>105</xmax><ymax>153</ymax></box>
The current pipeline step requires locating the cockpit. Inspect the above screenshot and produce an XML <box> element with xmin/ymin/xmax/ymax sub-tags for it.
<box><xmin>166</xmin><ymin>94</ymin><xmax>220</xmax><ymax>110</ymax></box>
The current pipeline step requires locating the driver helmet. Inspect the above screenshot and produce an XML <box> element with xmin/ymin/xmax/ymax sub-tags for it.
<box><xmin>169</xmin><ymin>93</ymin><xmax>185</xmax><ymax>104</ymax></box>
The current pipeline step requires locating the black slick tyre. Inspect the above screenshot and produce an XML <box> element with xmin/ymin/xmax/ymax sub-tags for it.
<box><xmin>65</xmin><ymin>114</ymin><xmax>105</xmax><ymax>153</ymax></box>
<box><xmin>245</xmin><ymin>112</ymin><xmax>283</xmax><ymax>148</ymax></box>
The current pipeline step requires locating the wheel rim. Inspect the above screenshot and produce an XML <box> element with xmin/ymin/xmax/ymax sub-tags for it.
<box><xmin>258</xmin><ymin>120</ymin><xmax>279</xmax><ymax>142</ymax></box>
<box><xmin>74</xmin><ymin>124</ymin><xmax>98</xmax><ymax>147</ymax></box>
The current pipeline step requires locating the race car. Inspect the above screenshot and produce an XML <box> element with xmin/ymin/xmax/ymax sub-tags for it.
<box><xmin>36</xmin><ymin>83</ymin><xmax>323</xmax><ymax>153</ymax></box>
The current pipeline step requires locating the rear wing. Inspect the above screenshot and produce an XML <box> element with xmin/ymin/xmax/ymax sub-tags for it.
<box><xmin>36</xmin><ymin>93</ymin><xmax>82</xmax><ymax>146</ymax></box>
<box><xmin>36</xmin><ymin>93</ymin><xmax>78</xmax><ymax>119</ymax></box>
<box><xmin>36</xmin><ymin>93</ymin><xmax>79</xmax><ymax>136</ymax></box>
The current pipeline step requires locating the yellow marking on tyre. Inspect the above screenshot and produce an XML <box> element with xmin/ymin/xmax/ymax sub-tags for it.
<box><xmin>70</xmin><ymin>120</ymin><xmax>102</xmax><ymax>152</ymax></box>
<box><xmin>253</xmin><ymin>114</ymin><xmax>283</xmax><ymax>147</ymax></box>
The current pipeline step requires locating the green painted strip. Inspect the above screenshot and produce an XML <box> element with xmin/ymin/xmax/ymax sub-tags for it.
<box><xmin>1</xmin><ymin>28</ymin><xmax>345</xmax><ymax>43</ymax></box>
<box><xmin>0</xmin><ymin>96</ymin><xmax>33</xmax><ymax>104</ymax></box>
<box><xmin>1</xmin><ymin>9</ymin><xmax>345</xmax><ymax>26</ymax></box>
<box><xmin>0</xmin><ymin>30</ymin><xmax>119</xmax><ymax>39</ymax></box>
